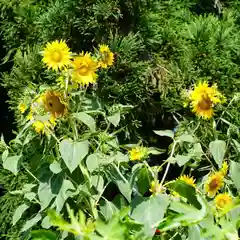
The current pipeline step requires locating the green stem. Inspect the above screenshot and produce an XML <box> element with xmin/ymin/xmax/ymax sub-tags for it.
<box><xmin>160</xmin><ymin>140</ymin><xmax>177</xmax><ymax>187</ymax></box>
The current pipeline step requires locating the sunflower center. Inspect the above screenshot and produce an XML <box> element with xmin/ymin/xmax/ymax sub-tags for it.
<box><xmin>198</xmin><ymin>96</ymin><xmax>212</xmax><ymax>110</ymax></box>
<box><xmin>77</xmin><ymin>63</ymin><xmax>89</xmax><ymax>75</ymax></box>
<box><xmin>46</xmin><ymin>95</ymin><xmax>65</xmax><ymax>117</ymax></box>
<box><xmin>218</xmin><ymin>199</ymin><xmax>227</xmax><ymax>208</ymax></box>
<box><xmin>52</xmin><ymin>51</ymin><xmax>62</xmax><ymax>62</ymax></box>
<box><xmin>209</xmin><ymin>178</ymin><xmax>218</xmax><ymax>190</ymax></box>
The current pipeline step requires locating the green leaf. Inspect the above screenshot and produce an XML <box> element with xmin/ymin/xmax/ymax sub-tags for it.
<box><xmin>21</xmin><ymin>214</ymin><xmax>42</xmax><ymax>232</ymax></box>
<box><xmin>12</xmin><ymin>203</ymin><xmax>29</xmax><ymax>225</ymax></box>
<box><xmin>24</xmin><ymin>192</ymin><xmax>36</xmax><ymax>201</ymax></box>
<box><xmin>178</xmin><ymin>134</ymin><xmax>194</xmax><ymax>143</ymax></box>
<box><xmin>2</xmin><ymin>155</ymin><xmax>21</xmax><ymax>175</ymax></box>
<box><xmin>230</xmin><ymin>161</ymin><xmax>240</xmax><ymax>191</ymax></box>
<box><xmin>176</xmin><ymin>154</ymin><xmax>191</xmax><ymax>167</ymax></box>
<box><xmin>54</xmin><ymin>180</ymin><xmax>75</xmax><ymax>212</ymax></box>
<box><xmin>41</xmin><ymin>216</ymin><xmax>52</xmax><ymax>229</ymax></box>
<box><xmin>86</xmin><ymin>153</ymin><xmax>101</xmax><ymax>173</ymax></box>
<box><xmin>107</xmin><ymin>112</ymin><xmax>120</xmax><ymax>127</ymax></box>
<box><xmin>232</xmin><ymin>139</ymin><xmax>240</xmax><ymax>154</ymax></box>
<box><xmin>38</xmin><ymin>182</ymin><xmax>55</xmax><ymax>211</ymax></box>
<box><xmin>30</xmin><ymin>230</ymin><xmax>57</xmax><ymax>240</ymax></box>
<box><xmin>188</xmin><ymin>225</ymin><xmax>201</xmax><ymax>240</ymax></box>
<box><xmin>209</xmin><ymin>140</ymin><xmax>226</xmax><ymax>168</ymax></box>
<box><xmin>147</xmin><ymin>147</ymin><xmax>164</xmax><ymax>155</ymax></box>
<box><xmin>2</xmin><ymin>149</ymin><xmax>9</xmax><ymax>162</ymax></box>
<box><xmin>91</xmin><ymin>175</ymin><xmax>104</xmax><ymax>193</ymax></box>
<box><xmin>154</xmin><ymin>130</ymin><xmax>174</xmax><ymax>139</ymax></box>
<box><xmin>59</xmin><ymin>139</ymin><xmax>89</xmax><ymax>172</ymax></box>
<box><xmin>100</xmin><ymin>199</ymin><xmax>118</xmax><ymax>221</ymax></box>
<box><xmin>115</xmin><ymin>152</ymin><xmax>129</xmax><ymax>163</ymax></box>
<box><xmin>169</xmin><ymin>180</ymin><xmax>201</xmax><ymax>209</ymax></box>
<box><xmin>73</xmin><ymin>112</ymin><xmax>96</xmax><ymax>132</ymax></box>
<box><xmin>131</xmin><ymin>194</ymin><xmax>169</xmax><ymax>236</ymax></box>
<box><xmin>49</xmin><ymin>161</ymin><xmax>62</xmax><ymax>174</ymax></box>
<box><xmin>116</xmin><ymin>180</ymin><xmax>132</xmax><ymax>203</ymax></box>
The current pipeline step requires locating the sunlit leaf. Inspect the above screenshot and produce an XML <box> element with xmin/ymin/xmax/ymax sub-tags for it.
<box><xmin>131</xmin><ymin>194</ymin><xmax>169</xmax><ymax>236</ymax></box>
<box><xmin>107</xmin><ymin>112</ymin><xmax>121</xmax><ymax>127</ymax></box>
<box><xmin>176</xmin><ymin>154</ymin><xmax>191</xmax><ymax>167</ymax></box>
<box><xmin>59</xmin><ymin>139</ymin><xmax>89</xmax><ymax>172</ymax></box>
<box><xmin>100</xmin><ymin>199</ymin><xmax>118</xmax><ymax>221</ymax></box>
<box><xmin>230</xmin><ymin>161</ymin><xmax>240</xmax><ymax>191</ymax></box>
<box><xmin>38</xmin><ymin>182</ymin><xmax>55</xmax><ymax>211</ymax></box>
<box><xmin>73</xmin><ymin>112</ymin><xmax>96</xmax><ymax>132</ymax></box>
<box><xmin>154</xmin><ymin>130</ymin><xmax>174</xmax><ymax>139</ymax></box>
<box><xmin>21</xmin><ymin>214</ymin><xmax>42</xmax><ymax>232</ymax></box>
<box><xmin>2</xmin><ymin>155</ymin><xmax>21</xmax><ymax>175</ymax></box>
<box><xmin>12</xmin><ymin>203</ymin><xmax>29</xmax><ymax>225</ymax></box>
<box><xmin>209</xmin><ymin>140</ymin><xmax>226</xmax><ymax>168</ymax></box>
<box><xmin>49</xmin><ymin>161</ymin><xmax>62</xmax><ymax>174</ymax></box>
<box><xmin>178</xmin><ymin>134</ymin><xmax>194</xmax><ymax>143</ymax></box>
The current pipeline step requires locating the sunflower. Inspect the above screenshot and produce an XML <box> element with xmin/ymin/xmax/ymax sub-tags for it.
<box><xmin>42</xmin><ymin>40</ymin><xmax>72</xmax><ymax>71</ymax></box>
<box><xmin>32</xmin><ymin>116</ymin><xmax>56</xmax><ymax>135</ymax></box>
<box><xmin>178</xmin><ymin>175</ymin><xmax>196</xmax><ymax>188</ymax></box>
<box><xmin>41</xmin><ymin>91</ymin><xmax>67</xmax><ymax>118</ymax></box>
<box><xmin>71</xmin><ymin>52</ymin><xmax>98</xmax><ymax>86</ymax></box>
<box><xmin>129</xmin><ymin>146</ymin><xmax>148</xmax><ymax>161</ymax></box>
<box><xmin>215</xmin><ymin>193</ymin><xmax>232</xmax><ymax>209</ymax></box>
<box><xmin>98</xmin><ymin>44</ymin><xmax>114</xmax><ymax>68</ymax></box>
<box><xmin>189</xmin><ymin>81</ymin><xmax>224</xmax><ymax>119</ymax></box>
<box><xmin>18</xmin><ymin>103</ymin><xmax>27</xmax><ymax>113</ymax></box>
<box><xmin>205</xmin><ymin>172</ymin><xmax>224</xmax><ymax>198</ymax></box>
<box><xmin>150</xmin><ymin>180</ymin><xmax>162</xmax><ymax>195</ymax></box>
<box><xmin>220</xmin><ymin>162</ymin><xmax>228</xmax><ymax>177</ymax></box>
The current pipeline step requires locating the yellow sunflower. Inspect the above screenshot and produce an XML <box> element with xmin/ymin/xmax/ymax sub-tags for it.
<box><xmin>149</xmin><ymin>180</ymin><xmax>162</xmax><ymax>195</ymax></box>
<box><xmin>42</xmin><ymin>40</ymin><xmax>72</xmax><ymax>71</ymax></box>
<box><xmin>189</xmin><ymin>81</ymin><xmax>224</xmax><ymax>119</ymax></box>
<box><xmin>215</xmin><ymin>193</ymin><xmax>232</xmax><ymax>209</ymax></box>
<box><xmin>32</xmin><ymin>116</ymin><xmax>56</xmax><ymax>135</ymax></box>
<box><xmin>18</xmin><ymin>103</ymin><xmax>27</xmax><ymax>113</ymax></box>
<box><xmin>178</xmin><ymin>175</ymin><xmax>196</xmax><ymax>188</ymax></box>
<box><xmin>220</xmin><ymin>162</ymin><xmax>228</xmax><ymax>177</ymax></box>
<box><xmin>129</xmin><ymin>146</ymin><xmax>148</xmax><ymax>161</ymax></box>
<box><xmin>71</xmin><ymin>52</ymin><xmax>98</xmax><ymax>86</ymax></box>
<box><xmin>98</xmin><ymin>44</ymin><xmax>114</xmax><ymax>68</ymax></box>
<box><xmin>205</xmin><ymin>171</ymin><xmax>224</xmax><ymax>198</ymax></box>
<box><xmin>41</xmin><ymin>91</ymin><xmax>67</xmax><ymax>118</ymax></box>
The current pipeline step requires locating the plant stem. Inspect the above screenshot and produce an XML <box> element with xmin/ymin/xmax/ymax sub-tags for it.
<box><xmin>160</xmin><ymin>140</ymin><xmax>177</xmax><ymax>187</ymax></box>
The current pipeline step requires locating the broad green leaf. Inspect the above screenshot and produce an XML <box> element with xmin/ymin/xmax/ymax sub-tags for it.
<box><xmin>159</xmin><ymin>195</ymin><xmax>208</xmax><ymax>232</ymax></box>
<box><xmin>147</xmin><ymin>147</ymin><xmax>164</xmax><ymax>155</ymax></box>
<box><xmin>38</xmin><ymin>182</ymin><xmax>55</xmax><ymax>211</ymax></box>
<box><xmin>49</xmin><ymin>161</ymin><xmax>62</xmax><ymax>174</ymax></box>
<box><xmin>176</xmin><ymin>154</ymin><xmax>191</xmax><ymax>167</ymax></box>
<box><xmin>2</xmin><ymin>155</ymin><xmax>21</xmax><ymax>175</ymax></box>
<box><xmin>232</xmin><ymin>139</ymin><xmax>240</xmax><ymax>154</ymax></box>
<box><xmin>73</xmin><ymin>112</ymin><xmax>96</xmax><ymax>132</ymax></box>
<box><xmin>91</xmin><ymin>175</ymin><xmax>104</xmax><ymax>193</ymax></box>
<box><xmin>2</xmin><ymin>149</ymin><xmax>9</xmax><ymax>162</ymax></box>
<box><xmin>133</xmin><ymin>166</ymin><xmax>151</xmax><ymax>195</ymax></box>
<box><xmin>116</xmin><ymin>180</ymin><xmax>132</xmax><ymax>203</ymax></box>
<box><xmin>209</xmin><ymin>140</ymin><xmax>226</xmax><ymax>168</ymax></box>
<box><xmin>107</xmin><ymin>112</ymin><xmax>120</xmax><ymax>127</ymax></box>
<box><xmin>230</xmin><ymin>161</ymin><xmax>240</xmax><ymax>191</ymax></box>
<box><xmin>169</xmin><ymin>180</ymin><xmax>201</xmax><ymax>209</ymax></box>
<box><xmin>178</xmin><ymin>134</ymin><xmax>194</xmax><ymax>143</ymax></box>
<box><xmin>112</xmin><ymin>194</ymin><xmax>127</xmax><ymax>210</ymax></box>
<box><xmin>21</xmin><ymin>214</ymin><xmax>42</xmax><ymax>232</ymax></box>
<box><xmin>86</xmin><ymin>153</ymin><xmax>101</xmax><ymax>172</ymax></box>
<box><xmin>54</xmin><ymin>180</ymin><xmax>75</xmax><ymax>212</ymax></box>
<box><xmin>192</xmin><ymin>143</ymin><xmax>203</xmax><ymax>158</ymax></box>
<box><xmin>154</xmin><ymin>130</ymin><xmax>174</xmax><ymax>139</ymax></box>
<box><xmin>13</xmin><ymin>203</ymin><xmax>29</xmax><ymax>225</ymax></box>
<box><xmin>188</xmin><ymin>225</ymin><xmax>202</xmax><ymax>240</ymax></box>
<box><xmin>30</xmin><ymin>230</ymin><xmax>57</xmax><ymax>240</ymax></box>
<box><xmin>59</xmin><ymin>139</ymin><xmax>89</xmax><ymax>172</ymax></box>
<box><xmin>115</xmin><ymin>152</ymin><xmax>129</xmax><ymax>163</ymax></box>
<box><xmin>131</xmin><ymin>194</ymin><xmax>169</xmax><ymax>236</ymax></box>
<box><xmin>100</xmin><ymin>199</ymin><xmax>118</xmax><ymax>221</ymax></box>
<box><xmin>41</xmin><ymin>216</ymin><xmax>52</xmax><ymax>229</ymax></box>
<box><xmin>24</xmin><ymin>192</ymin><xmax>36</xmax><ymax>201</ymax></box>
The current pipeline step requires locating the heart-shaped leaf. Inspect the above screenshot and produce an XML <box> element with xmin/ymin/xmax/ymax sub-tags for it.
<box><xmin>59</xmin><ymin>139</ymin><xmax>89</xmax><ymax>172</ymax></box>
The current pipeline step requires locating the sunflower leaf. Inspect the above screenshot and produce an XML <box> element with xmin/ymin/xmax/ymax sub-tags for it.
<box><xmin>73</xmin><ymin>112</ymin><xmax>96</xmax><ymax>132</ymax></box>
<box><xmin>209</xmin><ymin>140</ymin><xmax>226</xmax><ymax>168</ymax></box>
